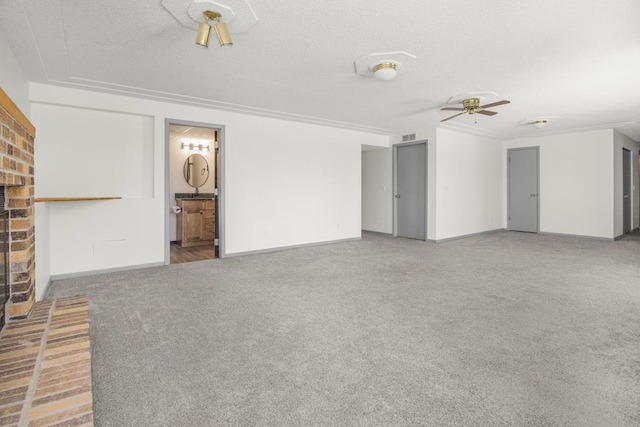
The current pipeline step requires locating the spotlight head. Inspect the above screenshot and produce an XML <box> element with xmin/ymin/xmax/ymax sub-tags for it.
<box><xmin>214</xmin><ymin>21</ymin><xmax>233</xmax><ymax>48</ymax></box>
<box><xmin>195</xmin><ymin>22</ymin><xmax>211</xmax><ymax>47</ymax></box>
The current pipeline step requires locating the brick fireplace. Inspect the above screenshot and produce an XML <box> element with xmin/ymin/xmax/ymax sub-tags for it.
<box><xmin>0</xmin><ymin>87</ymin><xmax>36</xmax><ymax>323</ymax></box>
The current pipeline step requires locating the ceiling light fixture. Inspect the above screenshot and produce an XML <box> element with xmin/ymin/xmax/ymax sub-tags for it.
<box><xmin>519</xmin><ymin>116</ymin><xmax>561</xmax><ymax>128</ymax></box>
<box><xmin>532</xmin><ymin>120</ymin><xmax>547</xmax><ymax>129</ymax></box>
<box><xmin>372</xmin><ymin>63</ymin><xmax>397</xmax><ymax>82</ymax></box>
<box><xmin>354</xmin><ymin>52</ymin><xmax>416</xmax><ymax>82</ymax></box>
<box><xmin>195</xmin><ymin>10</ymin><xmax>233</xmax><ymax>48</ymax></box>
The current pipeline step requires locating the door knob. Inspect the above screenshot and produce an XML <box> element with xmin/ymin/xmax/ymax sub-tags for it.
<box><xmin>530</xmin><ymin>193</ymin><xmax>537</xmax><ymax>197</ymax></box>
<box><xmin>395</xmin><ymin>194</ymin><xmax>401</xmax><ymax>198</ymax></box>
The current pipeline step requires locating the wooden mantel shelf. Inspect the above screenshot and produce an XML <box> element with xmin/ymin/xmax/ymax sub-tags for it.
<box><xmin>34</xmin><ymin>197</ymin><xmax>122</xmax><ymax>203</ymax></box>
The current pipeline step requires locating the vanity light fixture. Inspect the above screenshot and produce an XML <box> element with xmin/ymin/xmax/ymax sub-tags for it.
<box><xmin>181</xmin><ymin>142</ymin><xmax>210</xmax><ymax>151</ymax></box>
<box><xmin>196</xmin><ymin>10</ymin><xmax>233</xmax><ymax>48</ymax></box>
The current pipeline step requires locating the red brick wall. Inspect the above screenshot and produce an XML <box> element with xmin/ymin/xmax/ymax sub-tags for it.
<box><xmin>0</xmin><ymin>87</ymin><xmax>36</xmax><ymax>320</ymax></box>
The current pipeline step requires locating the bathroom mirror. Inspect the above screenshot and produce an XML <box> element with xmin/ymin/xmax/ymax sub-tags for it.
<box><xmin>183</xmin><ymin>154</ymin><xmax>209</xmax><ymax>189</ymax></box>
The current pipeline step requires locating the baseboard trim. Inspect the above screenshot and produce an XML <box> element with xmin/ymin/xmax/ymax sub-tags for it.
<box><xmin>225</xmin><ymin>236</ymin><xmax>362</xmax><ymax>258</ymax></box>
<box><xmin>538</xmin><ymin>231</ymin><xmax>614</xmax><ymax>242</ymax></box>
<box><xmin>37</xmin><ymin>277</ymin><xmax>53</xmax><ymax>302</ymax></box>
<box><xmin>361</xmin><ymin>230</ymin><xmax>393</xmax><ymax>237</ymax></box>
<box><xmin>50</xmin><ymin>262</ymin><xmax>165</xmax><ymax>282</ymax></box>
<box><xmin>432</xmin><ymin>228</ymin><xmax>506</xmax><ymax>243</ymax></box>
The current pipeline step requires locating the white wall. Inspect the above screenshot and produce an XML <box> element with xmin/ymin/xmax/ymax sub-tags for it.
<box><xmin>30</xmin><ymin>84</ymin><xmax>387</xmax><ymax>276</ymax></box>
<box><xmin>361</xmin><ymin>148</ymin><xmax>392</xmax><ymax>233</ymax></box>
<box><xmin>226</xmin><ymin>119</ymin><xmax>365</xmax><ymax>253</ymax></box>
<box><xmin>433</xmin><ymin>128</ymin><xmax>503</xmax><ymax>240</ymax></box>
<box><xmin>613</xmin><ymin>130</ymin><xmax>640</xmax><ymax>236</ymax></box>
<box><xmin>504</xmin><ymin>129</ymin><xmax>614</xmax><ymax>239</ymax></box>
<box><xmin>34</xmin><ymin>104</ymin><xmax>154</xmax><ymax>198</ymax></box>
<box><xmin>32</xmin><ymin>103</ymin><xmax>158</xmax><ymax>275</ymax></box>
<box><xmin>169</xmin><ymin>131</ymin><xmax>216</xmax><ymax>241</ymax></box>
<box><xmin>34</xmin><ymin>203</ymin><xmax>51</xmax><ymax>301</ymax></box>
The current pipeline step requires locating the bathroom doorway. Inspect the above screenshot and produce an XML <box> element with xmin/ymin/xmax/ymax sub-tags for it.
<box><xmin>165</xmin><ymin>120</ymin><xmax>224</xmax><ymax>264</ymax></box>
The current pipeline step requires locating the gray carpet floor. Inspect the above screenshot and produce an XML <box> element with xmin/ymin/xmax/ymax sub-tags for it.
<box><xmin>45</xmin><ymin>231</ymin><xmax>640</xmax><ymax>426</ymax></box>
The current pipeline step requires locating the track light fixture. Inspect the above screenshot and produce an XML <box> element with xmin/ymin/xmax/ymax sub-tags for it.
<box><xmin>195</xmin><ymin>10</ymin><xmax>233</xmax><ymax>48</ymax></box>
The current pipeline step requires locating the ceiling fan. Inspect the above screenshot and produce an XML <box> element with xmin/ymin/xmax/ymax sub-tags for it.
<box><xmin>440</xmin><ymin>98</ymin><xmax>511</xmax><ymax>122</ymax></box>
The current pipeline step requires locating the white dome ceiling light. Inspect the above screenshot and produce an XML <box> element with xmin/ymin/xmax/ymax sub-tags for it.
<box><xmin>519</xmin><ymin>116</ymin><xmax>561</xmax><ymax>129</ymax></box>
<box><xmin>372</xmin><ymin>63</ymin><xmax>397</xmax><ymax>82</ymax></box>
<box><xmin>354</xmin><ymin>51</ymin><xmax>417</xmax><ymax>82</ymax></box>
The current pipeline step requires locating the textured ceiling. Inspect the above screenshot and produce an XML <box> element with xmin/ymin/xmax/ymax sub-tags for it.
<box><xmin>1</xmin><ymin>0</ymin><xmax>639</xmax><ymax>140</ymax></box>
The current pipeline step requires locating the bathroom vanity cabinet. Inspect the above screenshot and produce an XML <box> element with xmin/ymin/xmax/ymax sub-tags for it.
<box><xmin>176</xmin><ymin>199</ymin><xmax>215</xmax><ymax>247</ymax></box>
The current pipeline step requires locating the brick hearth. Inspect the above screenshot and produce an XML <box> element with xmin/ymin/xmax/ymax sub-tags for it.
<box><xmin>0</xmin><ymin>295</ymin><xmax>93</xmax><ymax>426</ymax></box>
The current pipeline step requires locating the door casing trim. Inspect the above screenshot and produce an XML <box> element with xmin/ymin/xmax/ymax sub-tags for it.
<box><xmin>164</xmin><ymin>119</ymin><xmax>226</xmax><ymax>264</ymax></box>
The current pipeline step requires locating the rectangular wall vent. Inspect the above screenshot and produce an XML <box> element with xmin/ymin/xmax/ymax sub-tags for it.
<box><xmin>402</xmin><ymin>134</ymin><xmax>416</xmax><ymax>142</ymax></box>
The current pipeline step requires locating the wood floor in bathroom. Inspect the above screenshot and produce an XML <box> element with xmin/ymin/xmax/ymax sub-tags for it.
<box><xmin>170</xmin><ymin>243</ymin><xmax>216</xmax><ymax>264</ymax></box>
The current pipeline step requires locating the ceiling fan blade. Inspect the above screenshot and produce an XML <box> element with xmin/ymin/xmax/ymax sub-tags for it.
<box><xmin>440</xmin><ymin>107</ymin><xmax>465</xmax><ymax>111</ymax></box>
<box><xmin>480</xmin><ymin>100</ymin><xmax>510</xmax><ymax>109</ymax></box>
<box><xmin>440</xmin><ymin>112</ymin><xmax>466</xmax><ymax>122</ymax></box>
<box><xmin>477</xmin><ymin>110</ymin><xmax>498</xmax><ymax>116</ymax></box>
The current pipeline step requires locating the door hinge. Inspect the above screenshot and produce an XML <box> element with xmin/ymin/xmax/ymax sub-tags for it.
<box><xmin>214</xmin><ymin>238</ymin><xmax>219</xmax><ymax>246</ymax></box>
<box><xmin>215</xmin><ymin>141</ymin><xmax>219</xmax><ymax>150</ymax></box>
<box><xmin>214</xmin><ymin>188</ymin><xmax>218</xmax><ymax>196</ymax></box>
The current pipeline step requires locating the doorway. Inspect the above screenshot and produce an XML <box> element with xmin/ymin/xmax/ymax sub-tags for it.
<box><xmin>508</xmin><ymin>147</ymin><xmax>539</xmax><ymax>232</ymax></box>
<box><xmin>622</xmin><ymin>148</ymin><xmax>631</xmax><ymax>234</ymax></box>
<box><xmin>393</xmin><ymin>141</ymin><xmax>427</xmax><ymax>240</ymax></box>
<box><xmin>165</xmin><ymin>120</ymin><xmax>225</xmax><ymax>264</ymax></box>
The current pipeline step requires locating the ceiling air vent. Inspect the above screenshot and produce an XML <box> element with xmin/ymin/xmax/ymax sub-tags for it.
<box><xmin>402</xmin><ymin>133</ymin><xmax>416</xmax><ymax>142</ymax></box>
